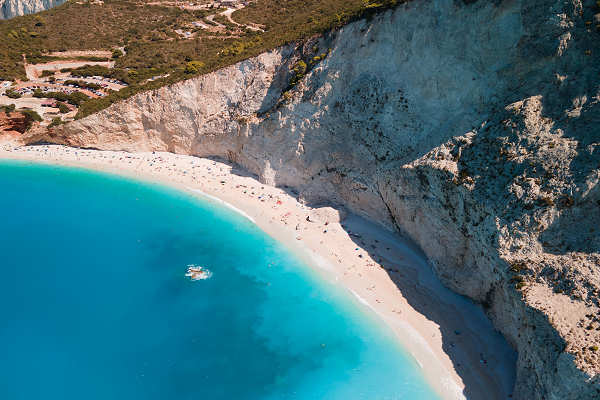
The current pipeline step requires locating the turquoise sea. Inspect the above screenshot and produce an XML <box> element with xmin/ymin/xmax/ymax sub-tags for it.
<box><xmin>0</xmin><ymin>161</ymin><xmax>439</xmax><ymax>400</ymax></box>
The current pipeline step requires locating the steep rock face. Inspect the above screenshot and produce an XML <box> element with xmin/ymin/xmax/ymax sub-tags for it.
<box><xmin>43</xmin><ymin>0</ymin><xmax>600</xmax><ymax>398</ymax></box>
<box><xmin>0</xmin><ymin>111</ymin><xmax>29</xmax><ymax>134</ymax></box>
<box><xmin>0</xmin><ymin>0</ymin><xmax>66</xmax><ymax>19</ymax></box>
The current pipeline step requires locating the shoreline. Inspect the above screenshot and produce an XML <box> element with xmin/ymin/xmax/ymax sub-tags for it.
<box><xmin>0</xmin><ymin>143</ymin><xmax>516</xmax><ymax>399</ymax></box>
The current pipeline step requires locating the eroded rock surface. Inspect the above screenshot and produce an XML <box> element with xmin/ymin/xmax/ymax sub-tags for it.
<box><xmin>40</xmin><ymin>0</ymin><xmax>600</xmax><ymax>398</ymax></box>
<box><xmin>0</xmin><ymin>0</ymin><xmax>65</xmax><ymax>19</ymax></box>
<box><xmin>0</xmin><ymin>111</ymin><xmax>29</xmax><ymax>135</ymax></box>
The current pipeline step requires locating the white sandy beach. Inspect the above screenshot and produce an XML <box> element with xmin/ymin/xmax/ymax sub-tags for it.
<box><xmin>0</xmin><ymin>143</ymin><xmax>516</xmax><ymax>400</ymax></box>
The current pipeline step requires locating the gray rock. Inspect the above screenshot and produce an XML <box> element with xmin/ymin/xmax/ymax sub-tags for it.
<box><xmin>41</xmin><ymin>0</ymin><xmax>600</xmax><ymax>398</ymax></box>
<box><xmin>0</xmin><ymin>0</ymin><xmax>66</xmax><ymax>19</ymax></box>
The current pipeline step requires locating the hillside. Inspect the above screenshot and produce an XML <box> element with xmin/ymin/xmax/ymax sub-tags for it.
<box><xmin>0</xmin><ymin>0</ymin><xmax>401</xmax><ymax>121</ymax></box>
<box><xmin>35</xmin><ymin>0</ymin><xmax>600</xmax><ymax>398</ymax></box>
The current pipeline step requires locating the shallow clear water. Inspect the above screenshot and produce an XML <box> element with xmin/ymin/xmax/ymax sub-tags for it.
<box><xmin>0</xmin><ymin>161</ymin><xmax>439</xmax><ymax>400</ymax></box>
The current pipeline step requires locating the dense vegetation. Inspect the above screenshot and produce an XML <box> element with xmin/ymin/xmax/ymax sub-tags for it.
<box><xmin>0</xmin><ymin>0</ymin><xmax>402</xmax><ymax>119</ymax></box>
<box><xmin>32</xmin><ymin>89</ymin><xmax>90</xmax><ymax>106</ymax></box>
<box><xmin>234</xmin><ymin>0</ymin><xmax>400</xmax><ymax>38</ymax></box>
<box><xmin>63</xmin><ymin>80</ymin><xmax>102</xmax><ymax>91</ymax></box>
<box><xmin>5</xmin><ymin>89</ymin><xmax>21</xmax><ymax>99</ymax></box>
<box><xmin>0</xmin><ymin>0</ymin><xmax>216</xmax><ymax>82</ymax></box>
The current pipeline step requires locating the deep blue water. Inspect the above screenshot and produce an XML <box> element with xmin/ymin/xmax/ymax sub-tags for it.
<box><xmin>0</xmin><ymin>161</ymin><xmax>439</xmax><ymax>400</ymax></box>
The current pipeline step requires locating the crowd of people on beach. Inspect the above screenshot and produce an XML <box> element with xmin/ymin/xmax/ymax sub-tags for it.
<box><xmin>0</xmin><ymin>143</ymin><xmax>497</xmax><ymax>390</ymax></box>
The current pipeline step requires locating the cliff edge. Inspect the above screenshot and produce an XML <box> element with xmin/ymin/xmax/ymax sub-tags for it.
<box><xmin>39</xmin><ymin>0</ymin><xmax>600</xmax><ymax>398</ymax></box>
<box><xmin>0</xmin><ymin>0</ymin><xmax>65</xmax><ymax>19</ymax></box>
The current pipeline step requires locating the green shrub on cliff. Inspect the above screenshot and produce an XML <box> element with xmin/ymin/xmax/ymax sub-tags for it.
<box><xmin>288</xmin><ymin>60</ymin><xmax>307</xmax><ymax>88</ymax></box>
<box><xmin>1</xmin><ymin>104</ymin><xmax>15</xmax><ymax>114</ymax></box>
<box><xmin>57</xmin><ymin>102</ymin><xmax>70</xmax><ymax>114</ymax></box>
<box><xmin>18</xmin><ymin>108</ymin><xmax>42</xmax><ymax>130</ymax></box>
<box><xmin>184</xmin><ymin>61</ymin><xmax>205</xmax><ymax>74</ymax></box>
<box><xmin>48</xmin><ymin>117</ymin><xmax>62</xmax><ymax>128</ymax></box>
<box><xmin>20</xmin><ymin>109</ymin><xmax>41</xmax><ymax>122</ymax></box>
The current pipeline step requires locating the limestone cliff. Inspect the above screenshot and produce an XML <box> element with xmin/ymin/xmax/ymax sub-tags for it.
<box><xmin>40</xmin><ymin>0</ymin><xmax>600</xmax><ymax>398</ymax></box>
<box><xmin>0</xmin><ymin>0</ymin><xmax>65</xmax><ymax>19</ymax></box>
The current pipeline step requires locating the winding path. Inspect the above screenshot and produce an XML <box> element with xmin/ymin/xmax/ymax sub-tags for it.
<box><xmin>198</xmin><ymin>6</ymin><xmax>265</xmax><ymax>33</ymax></box>
<box><xmin>221</xmin><ymin>8</ymin><xmax>264</xmax><ymax>32</ymax></box>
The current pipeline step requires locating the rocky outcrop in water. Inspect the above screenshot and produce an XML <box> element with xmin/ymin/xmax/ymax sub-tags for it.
<box><xmin>38</xmin><ymin>0</ymin><xmax>600</xmax><ymax>398</ymax></box>
<box><xmin>0</xmin><ymin>0</ymin><xmax>65</xmax><ymax>19</ymax></box>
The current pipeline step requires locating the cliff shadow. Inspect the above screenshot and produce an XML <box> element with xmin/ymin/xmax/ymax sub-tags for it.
<box><xmin>204</xmin><ymin>156</ymin><xmax>517</xmax><ymax>399</ymax></box>
<box><xmin>536</xmin><ymin>98</ymin><xmax>600</xmax><ymax>256</ymax></box>
<box><xmin>339</xmin><ymin>214</ymin><xmax>517</xmax><ymax>400</ymax></box>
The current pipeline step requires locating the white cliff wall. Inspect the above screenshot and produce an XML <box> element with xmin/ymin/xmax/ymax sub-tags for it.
<box><xmin>0</xmin><ymin>0</ymin><xmax>66</xmax><ymax>19</ymax></box>
<box><xmin>45</xmin><ymin>0</ymin><xmax>600</xmax><ymax>398</ymax></box>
